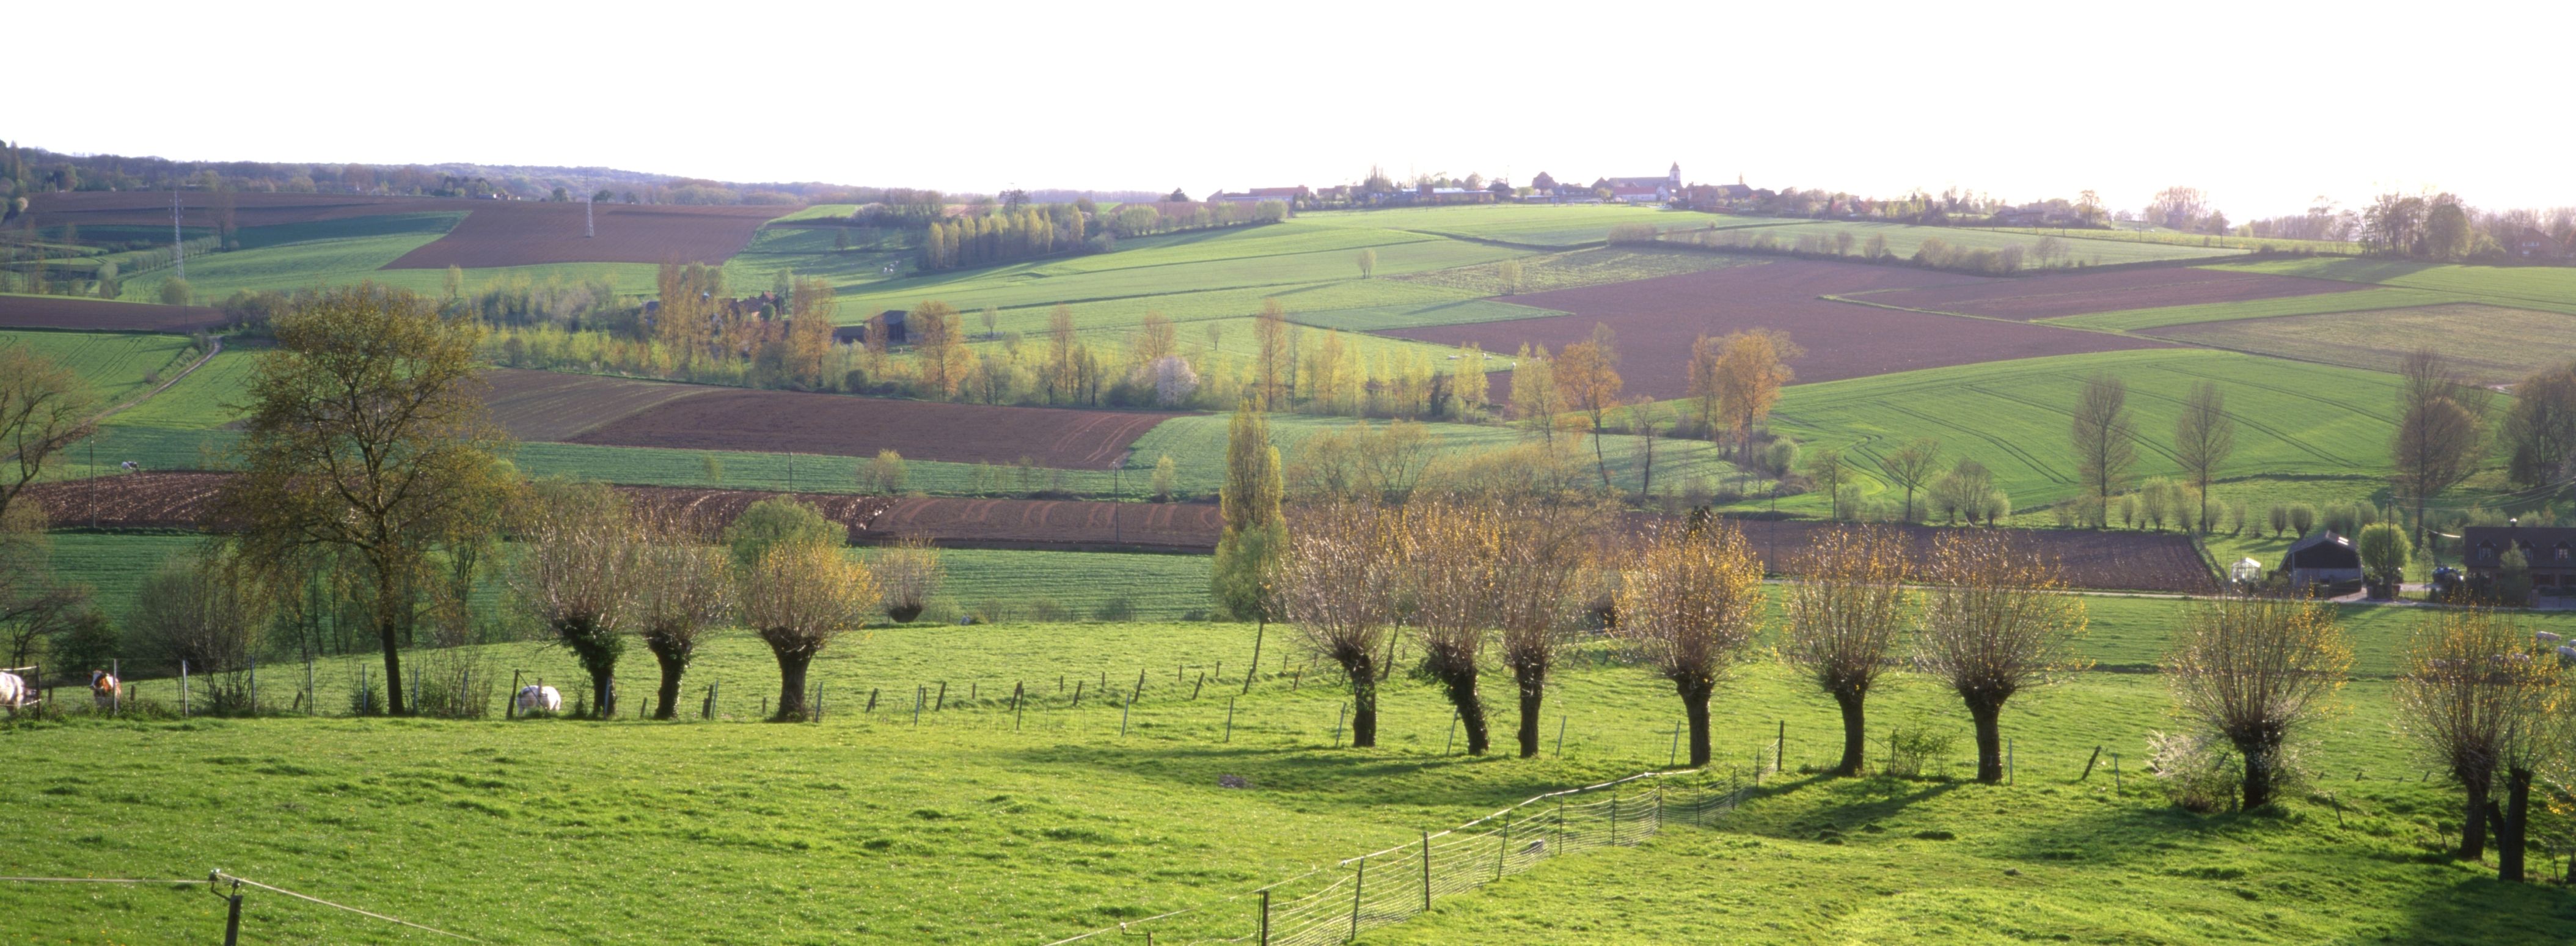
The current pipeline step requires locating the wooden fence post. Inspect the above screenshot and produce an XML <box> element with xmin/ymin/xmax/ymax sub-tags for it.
<box><xmin>2080</xmin><ymin>746</ymin><xmax>2102</xmax><ymax>780</ymax></box>
<box><xmin>935</xmin><ymin>681</ymin><xmax>946</xmax><ymax>711</ymax></box>
<box><xmin>1012</xmin><ymin>682</ymin><xmax>1024</xmax><ymax>732</ymax></box>
<box><xmin>1224</xmin><ymin>697</ymin><xmax>1235</xmax><ymax>743</ymax></box>
<box><xmin>180</xmin><ymin>660</ymin><xmax>189</xmax><ymax>717</ymax></box>
<box><xmin>1420</xmin><ymin>831</ymin><xmax>1432</xmax><ymax>912</ymax></box>
<box><xmin>1191</xmin><ymin>672</ymin><xmax>1204</xmax><ymax>700</ymax></box>
<box><xmin>1348</xmin><ymin>857</ymin><xmax>1366</xmax><ymax>941</ymax></box>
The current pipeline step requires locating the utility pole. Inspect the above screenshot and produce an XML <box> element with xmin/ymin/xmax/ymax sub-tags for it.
<box><xmin>170</xmin><ymin>189</ymin><xmax>185</xmax><ymax>280</ymax></box>
<box><xmin>585</xmin><ymin>178</ymin><xmax>596</xmax><ymax>238</ymax></box>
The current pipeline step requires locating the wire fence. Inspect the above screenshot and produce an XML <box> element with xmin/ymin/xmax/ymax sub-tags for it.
<box><xmin>1045</xmin><ymin>768</ymin><xmax>1752</xmax><ymax>946</ymax></box>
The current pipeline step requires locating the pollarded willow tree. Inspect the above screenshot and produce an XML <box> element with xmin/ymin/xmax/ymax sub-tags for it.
<box><xmin>2394</xmin><ymin>607</ymin><xmax>2563</xmax><ymax>876</ymax></box>
<box><xmin>1914</xmin><ymin>529</ymin><xmax>2088</xmax><ymax>783</ymax></box>
<box><xmin>1493</xmin><ymin>499</ymin><xmax>1609</xmax><ymax>758</ymax></box>
<box><xmin>2164</xmin><ymin>596</ymin><xmax>2350</xmax><ymax>809</ymax></box>
<box><xmin>513</xmin><ymin>479</ymin><xmax>639</xmax><ymax>717</ymax></box>
<box><xmin>632</xmin><ymin>507</ymin><xmax>734</xmax><ymax>721</ymax></box>
<box><xmin>1276</xmin><ymin>501</ymin><xmax>1404</xmax><ymax>749</ymax></box>
<box><xmin>872</xmin><ymin>535</ymin><xmax>944</xmax><ymax>623</ymax></box>
<box><xmin>1615</xmin><ymin>519</ymin><xmax>1766</xmax><ymax>767</ymax></box>
<box><xmin>1404</xmin><ymin>499</ymin><xmax>1502</xmax><ymax>755</ymax></box>
<box><xmin>740</xmin><ymin>531</ymin><xmax>880</xmax><ymax>721</ymax></box>
<box><xmin>1782</xmin><ymin>526</ymin><xmax>1910</xmax><ymax>777</ymax></box>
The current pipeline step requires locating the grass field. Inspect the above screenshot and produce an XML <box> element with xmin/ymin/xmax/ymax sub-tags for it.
<box><xmin>2213</xmin><ymin>258</ymin><xmax>2576</xmax><ymax>316</ymax></box>
<box><xmin>1992</xmin><ymin>224</ymin><xmax>2366</xmax><ymax>255</ymax></box>
<box><xmin>2043</xmin><ymin>285</ymin><xmax>2467</xmax><ymax>332</ymax></box>
<box><xmin>1391</xmin><ymin>245</ymin><xmax>1763</xmax><ymax>298</ymax></box>
<box><xmin>2145</xmin><ymin>304</ymin><xmax>2576</xmax><ymax>384</ymax></box>
<box><xmin>1276</xmin><ymin>298</ymin><xmax>1568</xmax><ymax>332</ymax></box>
<box><xmin>1127</xmin><ymin>412</ymin><xmax>1758</xmax><ymax>497</ymax></box>
<box><xmin>9</xmin><ymin>594</ymin><xmax>2574</xmax><ymax>944</ymax></box>
<box><xmin>1750</xmin><ymin>349</ymin><xmax>2423</xmax><ymax>516</ymax></box>
<box><xmin>1298</xmin><ymin>205</ymin><xmax>1729</xmax><ymax>247</ymax></box>
<box><xmin>1718</xmin><ymin>220</ymin><xmax>2249</xmax><ymax>266</ymax></box>
<box><xmin>0</xmin><ymin>329</ymin><xmax>199</xmax><ymax>407</ymax></box>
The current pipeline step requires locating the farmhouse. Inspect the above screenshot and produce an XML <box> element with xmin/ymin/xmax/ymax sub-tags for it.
<box><xmin>2278</xmin><ymin>530</ymin><xmax>2363</xmax><ymax>588</ymax></box>
<box><xmin>1424</xmin><ymin>188</ymin><xmax>1497</xmax><ymax>205</ymax></box>
<box><xmin>2461</xmin><ymin>522</ymin><xmax>2576</xmax><ymax>595</ymax></box>
<box><xmin>2514</xmin><ymin>228</ymin><xmax>2564</xmax><ymax>260</ymax></box>
<box><xmin>1600</xmin><ymin>163</ymin><xmax>1682</xmax><ymax>204</ymax></box>
<box><xmin>832</xmin><ymin>310</ymin><xmax>909</xmax><ymax>345</ymax></box>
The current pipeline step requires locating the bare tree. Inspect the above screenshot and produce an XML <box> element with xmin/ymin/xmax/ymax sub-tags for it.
<box><xmin>1615</xmin><ymin>519</ymin><xmax>1766</xmax><ymax>766</ymax></box>
<box><xmin>2164</xmin><ymin>596</ymin><xmax>2349</xmax><ymax>809</ymax></box>
<box><xmin>2391</xmin><ymin>349</ymin><xmax>2490</xmax><ymax>551</ymax></box>
<box><xmin>2070</xmin><ymin>374</ymin><xmax>2136</xmax><ymax>527</ymax></box>
<box><xmin>513</xmin><ymin>479</ymin><xmax>639</xmax><ymax>717</ymax></box>
<box><xmin>1404</xmin><ymin>499</ymin><xmax>1499</xmax><ymax>755</ymax></box>
<box><xmin>1277</xmin><ymin>501</ymin><xmax>1404</xmax><ymax>748</ymax></box>
<box><xmin>0</xmin><ymin>344</ymin><xmax>99</xmax><ymax>530</ymax></box>
<box><xmin>1914</xmin><ymin>529</ymin><xmax>2088</xmax><ymax>783</ymax></box>
<box><xmin>871</xmin><ymin>535</ymin><xmax>944</xmax><ymax>623</ymax></box>
<box><xmin>2395</xmin><ymin>607</ymin><xmax>2566</xmax><ymax>879</ymax></box>
<box><xmin>2173</xmin><ymin>381</ymin><xmax>2234</xmax><ymax>532</ymax></box>
<box><xmin>632</xmin><ymin>510</ymin><xmax>733</xmax><ymax>721</ymax></box>
<box><xmin>1783</xmin><ymin>526</ymin><xmax>1909</xmax><ymax>776</ymax></box>
<box><xmin>1493</xmin><ymin>499</ymin><xmax>1605</xmax><ymax>758</ymax></box>
<box><xmin>1877</xmin><ymin>438</ymin><xmax>1941</xmax><ymax>522</ymax></box>
<box><xmin>132</xmin><ymin>546</ymin><xmax>269</xmax><ymax>679</ymax></box>
<box><xmin>740</xmin><ymin>537</ymin><xmax>879</xmax><ymax>721</ymax></box>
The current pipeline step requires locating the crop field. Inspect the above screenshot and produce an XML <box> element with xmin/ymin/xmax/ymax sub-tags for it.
<box><xmin>2214</xmin><ymin>258</ymin><xmax>2576</xmax><ymax>315</ymax></box>
<box><xmin>1299</xmin><ymin>205</ymin><xmax>1727</xmax><ymax>247</ymax></box>
<box><xmin>92</xmin><ymin>342</ymin><xmax>260</xmax><ymax>430</ymax></box>
<box><xmin>2140</xmin><ymin>303</ymin><xmax>2576</xmax><ymax>383</ymax></box>
<box><xmin>0</xmin><ymin>329</ymin><xmax>198</xmax><ymax>406</ymax></box>
<box><xmin>1849</xmin><ymin>266</ymin><xmax>2374</xmax><ymax>321</ymax></box>
<box><xmin>1126</xmin><ymin>413</ymin><xmax>1764</xmax><ymax>499</ymax></box>
<box><xmin>21</xmin><ymin>191</ymin><xmax>452</xmax><ymax>230</ymax></box>
<box><xmin>480</xmin><ymin>369</ymin><xmax>720</xmax><ymax>442</ymax></box>
<box><xmin>0</xmin><ymin>294</ymin><xmax>229</xmax><ymax>332</ymax></box>
<box><xmin>2040</xmin><ymin>285</ymin><xmax>2467</xmax><ymax>332</ymax></box>
<box><xmin>868</xmin><ymin>496</ymin><xmax>1223</xmax><ymax>551</ymax></box>
<box><xmin>1381</xmin><ymin>261</ymin><xmax>2166</xmax><ymax>398</ymax></box>
<box><xmin>1027</xmin><ymin>311</ymin><xmax>1482</xmax><ymax>375</ymax></box>
<box><xmin>381</xmin><ymin>202</ymin><xmax>782</xmax><ymax>270</ymax></box>
<box><xmin>114</xmin><ymin>219</ymin><xmax>461</xmax><ymax>302</ymax></box>
<box><xmin>1756</xmin><ymin>349</ymin><xmax>2415</xmax><ymax>513</ymax></box>
<box><xmin>1723</xmin><ymin>516</ymin><xmax>2210</xmax><ymax>593</ymax></box>
<box><xmin>1714</xmin><ymin>220</ymin><xmax>2249</xmax><ymax>266</ymax></box>
<box><xmin>830</xmin><ymin>226</ymin><xmax>1519</xmax><ymax>321</ymax></box>
<box><xmin>1391</xmin><ymin>245</ymin><xmax>1766</xmax><ymax>298</ymax></box>
<box><xmin>9</xmin><ymin>598</ymin><xmax>2574</xmax><ymax>943</ymax></box>
<box><xmin>1278</xmin><ymin>298</ymin><xmax>1567</xmax><ymax>332</ymax></box>
<box><xmin>951</xmin><ymin>277</ymin><xmax>1483</xmax><ymax>337</ymax></box>
<box><xmin>564</xmin><ymin>389</ymin><xmax>1181</xmax><ymax>468</ymax></box>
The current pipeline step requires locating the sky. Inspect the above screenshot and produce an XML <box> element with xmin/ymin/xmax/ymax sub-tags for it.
<box><xmin>23</xmin><ymin>1</ymin><xmax>2574</xmax><ymax>218</ymax></box>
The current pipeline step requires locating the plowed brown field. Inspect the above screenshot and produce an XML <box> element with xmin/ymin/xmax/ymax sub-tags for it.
<box><xmin>868</xmin><ymin>496</ymin><xmax>1222</xmax><ymax>551</ymax></box>
<box><xmin>382</xmin><ymin>202</ymin><xmax>781</xmax><ymax>269</ymax></box>
<box><xmin>1721</xmin><ymin>516</ymin><xmax>2212</xmax><ymax>593</ymax></box>
<box><xmin>1851</xmin><ymin>266</ymin><xmax>2371</xmax><ymax>320</ymax></box>
<box><xmin>566</xmin><ymin>390</ymin><xmax>1180</xmax><ymax>468</ymax></box>
<box><xmin>481</xmin><ymin>369</ymin><xmax>718</xmax><ymax>441</ymax></box>
<box><xmin>0</xmin><ymin>295</ymin><xmax>230</xmax><ymax>332</ymax></box>
<box><xmin>1381</xmin><ymin>260</ymin><xmax>2164</xmax><ymax>399</ymax></box>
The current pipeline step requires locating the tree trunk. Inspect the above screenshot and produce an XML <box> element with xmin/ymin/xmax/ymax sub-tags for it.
<box><xmin>590</xmin><ymin>665</ymin><xmax>615</xmax><ymax>719</ymax></box>
<box><xmin>2459</xmin><ymin>779</ymin><xmax>2489</xmax><ymax>862</ymax></box>
<box><xmin>1345</xmin><ymin>653</ymin><xmax>1377</xmax><ymax>748</ymax></box>
<box><xmin>1832</xmin><ymin>689</ymin><xmax>1867</xmax><ymax>777</ymax></box>
<box><xmin>1592</xmin><ymin>426</ymin><xmax>1611</xmax><ymax>490</ymax></box>
<box><xmin>2500</xmin><ymin>768</ymin><xmax>2531</xmax><ymax>881</ymax></box>
<box><xmin>1680</xmin><ymin>678</ymin><xmax>1713</xmax><ymax>767</ymax></box>
<box><xmin>1515</xmin><ymin>666</ymin><xmax>1545</xmax><ymax>759</ymax></box>
<box><xmin>2241</xmin><ymin>742</ymin><xmax>2274</xmax><ymax>810</ymax></box>
<box><xmin>1967</xmin><ymin>697</ymin><xmax>2004</xmax><ymax>783</ymax></box>
<box><xmin>1441</xmin><ymin>669</ymin><xmax>1488</xmax><ymax>756</ymax></box>
<box><xmin>652</xmin><ymin>648</ymin><xmax>686</xmax><ymax>721</ymax></box>
<box><xmin>375</xmin><ymin>567</ymin><xmax>406</xmax><ymax>717</ymax></box>
<box><xmin>774</xmin><ymin>649</ymin><xmax>811</xmax><ymax>721</ymax></box>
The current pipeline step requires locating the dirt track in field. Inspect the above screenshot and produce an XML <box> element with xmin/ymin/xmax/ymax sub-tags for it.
<box><xmin>0</xmin><ymin>295</ymin><xmax>230</xmax><ymax>332</ymax></box>
<box><xmin>1380</xmin><ymin>260</ymin><xmax>2165</xmax><ymax>398</ymax></box>
<box><xmin>382</xmin><ymin>202</ymin><xmax>781</xmax><ymax>268</ymax></box>
<box><xmin>565</xmin><ymin>389</ymin><xmax>1183</xmax><ymax>468</ymax></box>
<box><xmin>1850</xmin><ymin>266</ymin><xmax>2374</xmax><ymax>320</ymax></box>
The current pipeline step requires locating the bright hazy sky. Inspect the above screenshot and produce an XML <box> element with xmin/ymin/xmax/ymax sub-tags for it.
<box><xmin>24</xmin><ymin>2</ymin><xmax>2570</xmax><ymax>218</ymax></box>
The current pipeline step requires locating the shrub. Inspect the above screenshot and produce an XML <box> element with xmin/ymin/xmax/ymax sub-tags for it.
<box><xmin>1886</xmin><ymin>719</ymin><xmax>1961</xmax><ymax>778</ymax></box>
<box><xmin>1091</xmin><ymin>595</ymin><xmax>1138</xmax><ymax>623</ymax></box>
<box><xmin>873</xmin><ymin>537</ymin><xmax>945</xmax><ymax>623</ymax></box>
<box><xmin>2148</xmin><ymin>730</ymin><xmax>2243</xmax><ymax>813</ymax></box>
<box><xmin>2288</xmin><ymin>504</ymin><xmax>2316</xmax><ymax>536</ymax></box>
<box><xmin>2266</xmin><ymin>504</ymin><xmax>2288</xmax><ymax>538</ymax></box>
<box><xmin>1028</xmin><ymin>598</ymin><xmax>1072</xmax><ymax>623</ymax></box>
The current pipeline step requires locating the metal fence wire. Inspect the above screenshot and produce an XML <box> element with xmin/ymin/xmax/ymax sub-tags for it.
<box><xmin>1047</xmin><ymin>768</ymin><xmax>1749</xmax><ymax>946</ymax></box>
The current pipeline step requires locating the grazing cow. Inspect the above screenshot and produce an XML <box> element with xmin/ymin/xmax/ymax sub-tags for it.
<box><xmin>2538</xmin><ymin>631</ymin><xmax>2563</xmax><ymax>645</ymax></box>
<box><xmin>89</xmin><ymin>670</ymin><xmax>120</xmax><ymax>709</ymax></box>
<box><xmin>0</xmin><ymin>671</ymin><xmax>26</xmax><ymax>711</ymax></box>
<box><xmin>515</xmin><ymin>684</ymin><xmax>563</xmax><ymax>715</ymax></box>
<box><xmin>2559</xmin><ymin>645</ymin><xmax>2576</xmax><ymax>668</ymax></box>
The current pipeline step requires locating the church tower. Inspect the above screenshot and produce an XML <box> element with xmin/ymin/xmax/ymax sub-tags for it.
<box><xmin>1668</xmin><ymin>162</ymin><xmax>1681</xmax><ymax>188</ymax></box>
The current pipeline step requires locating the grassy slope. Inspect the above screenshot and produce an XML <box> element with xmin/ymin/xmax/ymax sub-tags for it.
<box><xmin>1127</xmin><ymin>413</ymin><xmax>1755</xmax><ymax>496</ymax></box>
<box><xmin>2044</xmin><ymin>286</ymin><xmax>2467</xmax><ymax>332</ymax></box>
<box><xmin>2146</xmin><ymin>304</ymin><xmax>2576</xmax><ymax>384</ymax></box>
<box><xmin>0</xmin><ymin>330</ymin><xmax>196</xmax><ymax>406</ymax></box>
<box><xmin>1298</xmin><ymin>205</ymin><xmax>1730</xmax><ymax>247</ymax></box>
<box><xmin>1751</xmin><ymin>349</ymin><xmax>2418</xmax><ymax>516</ymax></box>
<box><xmin>10</xmin><ymin>600</ymin><xmax>2575</xmax><ymax>943</ymax></box>
<box><xmin>1714</xmin><ymin>219</ymin><xmax>2248</xmax><ymax>266</ymax></box>
<box><xmin>2211</xmin><ymin>258</ymin><xmax>2576</xmax><ymax>316</ymax></box>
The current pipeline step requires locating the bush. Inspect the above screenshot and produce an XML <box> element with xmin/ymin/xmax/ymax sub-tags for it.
<box><xmin>1886</xmin><ymin>719</ymin><xmax>1961</xmax><ymax>778</ymax></box>
<box><xmin>2288</xmin><ymin>504</ymin><xmax>2316</xmax><ymax>537</ymax></box>
<box><xmin>873</xmin><ymin>537</ymin><xmax>944</xmax><ymax>623</ymax></box>
<box><xmin>1763</xmin><ymin>438</ymin><xmax>1799</xmax><ymax>477</ymax></box>
<box><xmin>1091</xmin><ymin>595</ymin><xmax>1138</xmax><ymax>623</ymax></box>
<box><xmin>47</xmin><ymin>608</ymin><xmax>119</xmax><ymax>680</ymax></box>
<box><xmin>1028</xmin><ymin>598</ymin><xmax>1072</xmax><ymax>623</ymax></box>
<box><xmin>2147</xmin><ymin>730</ymin><xmax>2249</xmax><ymax>813</ymax></box>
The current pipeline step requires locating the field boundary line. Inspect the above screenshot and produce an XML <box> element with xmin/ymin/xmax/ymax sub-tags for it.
<box><xmin>89</xmin><ymin>335</ymin><xmax>221</xmax><ymax>425</ymax></box>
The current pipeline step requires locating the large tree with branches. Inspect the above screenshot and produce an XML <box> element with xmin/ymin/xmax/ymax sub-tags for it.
<box><xmin>1277</xmin><ymin>501</ymin><xmax>1404</xmax><ymax>748</ymax></box>
<box><xmin>1616</xmin><ymin>519</ymin><xmax>1766</xmax><ymax>766</ymax></box>
<box><xmin>1914</xmin><ymin>529</ymin><xmax>2088</xmax><ymax>783</ymax></box>
<box><xmin>2164</xmin><ymin>596</ymin><xmax>2349</xmax><ymax>809</ymax></box>
<box><xmin>1784</xmin><ymin>526</ymin><xmax>1911</xmax><ymax>776</ymax></box>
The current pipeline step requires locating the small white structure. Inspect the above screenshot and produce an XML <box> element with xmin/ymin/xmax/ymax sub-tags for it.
<box><xmin>516</xmin><ymin>684</ymin><xmax>563</xmax><ymax>716</ymax></box>
<box><xmin>2229</xmin><ymin>557</ymin><xmax>2266</xmax><ymax>587</ymax></box>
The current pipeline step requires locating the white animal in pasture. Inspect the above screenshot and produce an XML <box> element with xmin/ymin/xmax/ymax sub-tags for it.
<box><xmin>89</xmin><ymin>670</ymin><xmax>120</xmax><ymax>709</ymax></box>
<box><xmin>0</xmin><ymin>672</ymin><xmax>26</xmax><ymax>711</ymax></box>
<box><xmin>516</xmin><ymin>684</ymin><xmax>563</xmax><ymax>715</ymax></box>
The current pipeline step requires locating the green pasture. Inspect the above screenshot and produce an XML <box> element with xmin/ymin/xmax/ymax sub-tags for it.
<box><xmin>9</xmin><ymin>595</ymin><xmax>2572</xmax><ymax>943</ymax></box>
<box><xmin>1992</xmin><ymin>224</ymin><xmax>2366</xmax><ymax>256</ymax></box>
<box><xmin>0</xmin><ymin>330</ymin><xmax>199</xmax><ymax>407</ymax></box>
<box><xmin>1300</xmin><ymin>205</ymin><xmax>1728</xmax><ymax>247</ymax></box>
<box><xmin>2214</xmin><ymin>258</ymin><xmax>2576</xmax><ymax>315</ymax></box>
<box><xmin>1391</xmin><ymin>245</ymin><xmax>1762</xmax><ymax>298</ymax></box>
<box><xmin>1284</xmin><ymin>298</ymin><xmax>1567</xmax><ymax>332</ymax></box>
<box><xmin>2043</xmin><ymin>285</ymin><xmax>2465</xmax><ymax>332</ymax></box>
<box><xmin>2147</xmin><ymin>303</ymin><xmax>2576</xmax><ymax>384</ymax></box>
<box><xmin>1749</xmin><ymin>349</ymin><xmax>2424</xmax><ymax>515</ymax></box>
<box><xmin>100</xmin><ymin>340</ymin><xmax>262</xmax><ymax>429</ymax></box>
<box><xmin>1127</xmin><ymin>412</ymin><xmax>1760</xmax><ymax>497</ymax></box>
<box><xmin>115</xmin><ymin>216</ymin><xmax>460</xmax><ymax>302</ymax></box>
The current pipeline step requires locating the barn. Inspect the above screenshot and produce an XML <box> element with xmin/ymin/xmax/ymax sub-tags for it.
<box><xmin>832</xmin><ymin>310</ymin><xmax>909</xmax><ymax>346</ymax></box>
<box><xmin>2278</xmin><ymin>530</ymin><xmax>2363</xmax><ymax>589</ymax></box>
